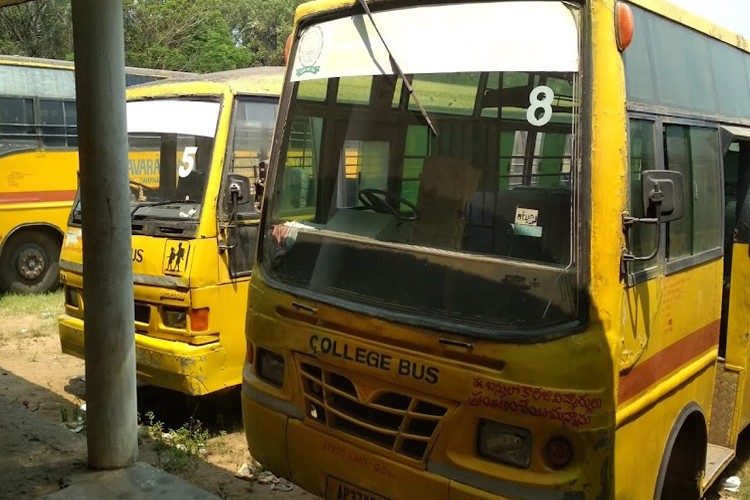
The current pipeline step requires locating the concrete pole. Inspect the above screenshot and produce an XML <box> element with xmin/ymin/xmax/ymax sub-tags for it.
<box><xmin>71</xmin><ymin>0</ymin><xmax>138</xmax><ymax>469</ymax></box>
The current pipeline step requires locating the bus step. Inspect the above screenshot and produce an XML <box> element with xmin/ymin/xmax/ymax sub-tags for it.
<box><xmin>707</xmin><ymin>360</ymin><xmax>739</xmax><ymax>447</ymax></box>
<box><xmin>704</xmin><ymin>443</ymin><xmax>734</xmax><ymax>490</ymax></box>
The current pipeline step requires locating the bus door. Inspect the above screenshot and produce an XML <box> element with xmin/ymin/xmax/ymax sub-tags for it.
<box><xmin>721</xmin><ymin>128</ymin><xmax>750</xmax><ymax>438</ymax></box>
<box><xmin>221</xmin><ymin>96</ymin><xmax>277</xmax><ymax>277</ymax></box>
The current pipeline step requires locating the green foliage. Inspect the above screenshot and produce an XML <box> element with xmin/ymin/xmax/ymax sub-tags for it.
<box><xmin>123</xmin><ymin>0</ymin><xmax>250</xmax><ymax>72</ymax></box>
<box><xmin>0</xmin><ymin>0</ymin><xmax>304</xmax><ymax>72</ymax></box>
<box><xmin>222</xmin><ymin>0</ymin><xmax>306</xmax><ymax>66</ymax></box>
<box><xmin>0</xmin><ymin>0</ymin><xmax>73</xmax><ymax>60</ymax></box>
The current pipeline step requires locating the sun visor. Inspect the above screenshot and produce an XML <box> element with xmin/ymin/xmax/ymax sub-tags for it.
<box><xmin>721</xmin><ymin>125</ymin><xmax>750</xmax><ymax>152</ymax></box>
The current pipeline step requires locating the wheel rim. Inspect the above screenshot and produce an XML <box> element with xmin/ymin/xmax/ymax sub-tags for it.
<box><xmin>16</xmin><ymin>245</ymin><xmax>46</xmax><ymax>281</ymax></box>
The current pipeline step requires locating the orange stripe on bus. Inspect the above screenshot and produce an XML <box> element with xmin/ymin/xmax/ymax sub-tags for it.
<box><xmin>618</xmin><ymin>320</ymin><xmax>719</xmax><ymax>404</ymax></box>
<box><xmin>0</xmin><ymin>190</ymin><xmax>77</xmax><ymax>204</ymax></box>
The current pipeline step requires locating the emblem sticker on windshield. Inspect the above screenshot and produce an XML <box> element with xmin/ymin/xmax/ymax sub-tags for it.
<box><xmin>163</xmin><ymin>240</ymin><xmax>190</xmax><ymax>275</ymax></box>
<box><xmin>296</xmin><ymin>25</ymin><xmax>324</xmax><ymax>77</ymax></box>
<box><xmin>513</xmin><ymin>207</ymin><xmax>542</xmax><ymax>237</ymax></box>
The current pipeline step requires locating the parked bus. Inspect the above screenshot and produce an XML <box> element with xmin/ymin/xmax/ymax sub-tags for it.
<box><xmin>241</xmin><ymin>0</ymin><xmax>750</xmax><ymax>498</ymax></box>
<box><xmin>58</xmin><ymin>67</ymin><xmax>284</xmax><ymax>395</ymax></box>
<box><xmin>0</xmin><ymin>55</ymin><xmax>188</xmax><ymax>294</ymax></box>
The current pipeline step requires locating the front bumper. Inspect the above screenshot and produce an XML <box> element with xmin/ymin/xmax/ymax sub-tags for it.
<box><xmin>59</xmin><ymin>314</ymin><xmax>227</xmax><ymax>395</ymax></box>
<box><xmin>241</xmin><ymin>387</ymin><xmax>527</xmax><ymax>500</ymax></box>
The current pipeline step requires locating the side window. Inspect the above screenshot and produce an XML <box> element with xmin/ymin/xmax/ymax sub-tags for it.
<box><xmin>228</xmin><ymin>98</ymin><xmax>277</xmax><ymax>216</ymax></box>
<box><xmin>40</xmin><ymin>99</ymin><xmax>65</xmax><ymax>147</ymax></box>
<box><xmin>0</xmin><ymin>97</ymin><xmax>35</xmax><ymax>143</ymax></box>
<box><xmin>64</xmin><ymin>101</ymin><xmax>78</xmax><ymax>147</ymax></box>
<box><xmin>628</xmin><ymin>118</ymin><xmax>657</xmax><ymax>272</ymax></box>
<box><xmin>664</xmin><ymin>124</ymin><xmax>721</xmax><ymax>260</ymax></box>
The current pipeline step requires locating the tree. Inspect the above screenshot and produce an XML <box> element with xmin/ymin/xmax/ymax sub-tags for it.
<box><xmin>222</xmin><ymin>0</ymin><xmax>305</xmax><ymax>67</ymax></box>
<box><xmin>123</xmin><ymin>0</ymin><xmax>250</xmax><ymax>72</ymax></box>
<box><xmin>0</xmin><ymin>0</ymin><xmax>73</xmax><ymax>60</ymax></box>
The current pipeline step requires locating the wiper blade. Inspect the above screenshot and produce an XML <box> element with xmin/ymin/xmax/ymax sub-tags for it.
<box><xmin>356</xmin><ymin>0</ymin><xmax>438</xmax><ymax>137</ymax></box>
<box><xmin>131</xmin><ymin>199</ymin><xmax>195</xmax><ymax>217</ymax></box>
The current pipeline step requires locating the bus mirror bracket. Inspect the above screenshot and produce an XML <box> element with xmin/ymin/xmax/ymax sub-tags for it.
<box><xmin>621</xmin><ymin>170</ymin><xmax>684</xmax><ymax>268</ymax></box>
<box><xmin>219</xmin><ymin>174</ymin><xmax>253</xmax><ymax>253</ymax></box>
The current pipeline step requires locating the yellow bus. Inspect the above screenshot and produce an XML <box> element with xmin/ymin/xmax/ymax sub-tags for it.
<box><xmin>0</xmin><ymin>55</ymin><xmax>187</xmax><ymax>294</ymax></box>
<box><xmin>241</xmin><ymin>0</ymin><xmax>750</xmax><ymax>498</ymax></box>
<box><xmin>58</xmin><ymin>67</ymin><xmax>284</xmax><ymax>395</ymax></box>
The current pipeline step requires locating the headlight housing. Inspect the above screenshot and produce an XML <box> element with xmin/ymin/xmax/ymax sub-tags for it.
<box><xmin>162</xmin><ymin>307</ymin><xmax>187</xmax><ymax>329</ymax></box>
<box><xmin>257</xmin><ymin>348</ymin><xmax>285</xmax><ymax>386</ymax></box>
<box><xmin>477</xmin><ymin>420</ymin><xmax>532</xmax><ymax>468</ymax></box>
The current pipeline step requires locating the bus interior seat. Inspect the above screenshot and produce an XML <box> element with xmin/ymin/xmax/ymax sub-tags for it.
<box><xmin>491</xmin><ymin>187</ymin><xmax>572</xmax><ymax>265</ymax></box>
<box><xmin>409</xmin><ymin>155</ymin><xmax>481</xmax><ymax>249</ymax></box>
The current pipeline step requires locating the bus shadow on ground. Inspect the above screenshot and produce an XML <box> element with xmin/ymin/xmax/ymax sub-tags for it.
<box><xmin>0</xmin><ymin>370</ymin><xmax>266</xmax><ymax>499</ymax></box>
<box><xmin>135</xmin><ymin>385</ymin><xmax>244</xmax><ymax>434</ymax></box>
<box><xmin>0</xmin><ymin>369</ymin><xmax>88</xmax><ymax>499</ymax></box>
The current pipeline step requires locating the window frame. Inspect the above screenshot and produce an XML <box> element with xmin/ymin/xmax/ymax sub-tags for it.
<box><xmin>625</xmin><ymin>112</ymin><xmax>724</xmax><ymax>287</ymax></box>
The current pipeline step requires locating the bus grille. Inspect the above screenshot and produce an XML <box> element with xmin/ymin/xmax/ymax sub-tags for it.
<box><xmin>299</xmin><ymin>358</ymin><xmax>449</xmax><ymax>463</ymax></box>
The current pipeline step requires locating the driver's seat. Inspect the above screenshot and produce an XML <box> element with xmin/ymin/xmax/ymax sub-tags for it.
<box><xmin>409</xmin><ymin>156</ymin><xmax>481</xmax><ymax>249</ymax></box>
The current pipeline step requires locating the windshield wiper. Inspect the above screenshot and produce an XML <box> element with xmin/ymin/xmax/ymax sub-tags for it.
<box><xmin>131</xmin><ymin>199</ymin><xmax>196</xmax><ymax>218</ymax></box>
<box><xmin>356</xmin><ymin>0</ymin><xmax>438</xmax><ymax>137</ymax></box>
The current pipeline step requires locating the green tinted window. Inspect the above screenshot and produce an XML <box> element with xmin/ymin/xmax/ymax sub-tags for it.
<box><xmin>628</xmin><ymin>119</ymin><xmax>657</xmax><ymax>270</ymax></box>
<box><xmin>664</xmin><ymin>126</ymin><xmax>693</xmax><ymax>259</ymax></box>
<box><xmin>623</xmin><ymin>9</ymin><xmax>656</xmax><ymax>104</ymax></box>
<box><xmin>710</xmin><ymin>42</ymin><xmax>750</xmax><ymax>117</ymax></box>
<box><xmin>648</xmin><ymin>16</ymin><xmax>716</xmax><ymax>113</ymax></box>
<box><xmin>689</xmin><ymin>128</ymin><xmax>722</xmax><ymax>253</ymax></box>
<box><xmin>664</xmin><ymin>125</ymin><xmax>721</xmax><ymax>259</ymax></box>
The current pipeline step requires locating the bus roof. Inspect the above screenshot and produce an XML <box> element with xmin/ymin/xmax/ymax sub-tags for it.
<box><xmin>126</xmin><ymin>66</ymin><xmax>286</xmax><ymax>100</ymax></box>
<box><xmin>292</xmin><ymin>0</ymin><xmax>750</xmax><ymax>55</ymax></box>
<box><xmin>0</xmin><ymin>54</ymin><xmax>193</xmax><ymax>78</ymax></box>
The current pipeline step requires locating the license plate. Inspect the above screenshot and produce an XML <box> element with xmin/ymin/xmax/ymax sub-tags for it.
<box><xmin>326</xmin><ymin>476</ymin><xmax>389</xmax><ymax>500</ymax></box>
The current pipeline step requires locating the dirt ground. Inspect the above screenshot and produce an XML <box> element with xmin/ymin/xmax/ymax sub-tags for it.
<box><xmin>0</xmin><ymin>296</ymin><xmax>314</xmax><ymax>500</ymax></box>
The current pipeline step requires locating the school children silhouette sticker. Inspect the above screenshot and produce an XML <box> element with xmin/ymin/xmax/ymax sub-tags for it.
<box><xmin>163</xmin><ymin>240</ymin><xmax>190</xmax><ymax>276</ymax></box>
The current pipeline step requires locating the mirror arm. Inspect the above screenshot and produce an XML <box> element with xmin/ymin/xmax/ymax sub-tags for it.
<box><xmin>218</xmin><ymin>189</ymin><xmax>240</xmax><ymax>253</ymax></box>
<box><xmin>621</xmin><ymin>204</ymin><xmax>662</xmax><ymax>265</ymax></box>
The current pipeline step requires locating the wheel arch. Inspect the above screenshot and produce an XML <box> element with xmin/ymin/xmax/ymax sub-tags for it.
<box><xmin>652</xmin><ymin>401</ymin><xmax>707</xmax><ymax>499</ymax></box>
<box><xmin>0</xmin><ymin>222</ymin><xmax>65</xmax><ymax>259</ymax></box>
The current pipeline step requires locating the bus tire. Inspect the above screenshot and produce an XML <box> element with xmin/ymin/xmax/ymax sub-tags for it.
<box><xmin>653</xmin><ymin>404</ymin><xmax>706</xmax><ymax>500</ymax></box>
<box><xmin>0</xmin><ymin>230</ymin><xmax>61</xmax><ymax>294</ymax></box>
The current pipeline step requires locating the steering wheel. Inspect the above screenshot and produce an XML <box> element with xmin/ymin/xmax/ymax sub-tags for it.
<box><xmin>357</xmin><ymin>188</ymin><xmax>419</xmax><ymax>221</ymax></box>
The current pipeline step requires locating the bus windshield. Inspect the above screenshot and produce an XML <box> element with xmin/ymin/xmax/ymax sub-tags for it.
<box><xmin>262</xmin><ymin>1</ymin><xmax>582</xmax><ymax>338</ymax></box>
<box><xmin>71</xmin><ymin>98</ymin><xmax>220</xmax><ymax>225</ymax></box>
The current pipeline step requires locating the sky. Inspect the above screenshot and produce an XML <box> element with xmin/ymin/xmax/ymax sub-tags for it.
<box><xmin>669</xmin><ymin>0</ymin><xmax>750</xmax><ymax>38</ymax></box>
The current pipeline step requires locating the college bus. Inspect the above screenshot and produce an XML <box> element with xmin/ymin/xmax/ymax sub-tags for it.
<box><xmin>58</xmin><ymin>67</ymin><xmax>283</xmax><ymax>395</ymax></box>
<box><xmin>0</xmin><ymin>55</ymin><xmax>188</xmax><ymax>294</ymax></box>
<box><xmin>241</xmin><ymin>0</ymin><xmax>750</xmax><ymax>498</ymax></box>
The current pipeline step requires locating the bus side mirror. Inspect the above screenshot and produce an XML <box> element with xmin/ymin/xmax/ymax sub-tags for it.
<box><xmin>641</xmin><ymin>170</ymin><xmax>683</xmax><ymax>222</ymax></box>
<box><xmin>226</xmin><ymin>174</ymin><xmax>251</xmax><ymax>206</ymax></box>
<box><xmin>622</xmin><ymin>170</ymin><xmax>684</xmax><ymax>267</ymax></box>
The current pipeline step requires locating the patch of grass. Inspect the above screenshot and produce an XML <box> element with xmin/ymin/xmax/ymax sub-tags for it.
<box><xmin>60</xmin><ymin>400</ymin><xmax>86</xmax><ymax>432</ymax></box>
<box><xmin>141</xmin><ymin>411</ymin><xmax>211</xmax><ymax>474</ymax></box>
<box><xmin>0</xmin><ymin>290</ymin><xmax>64</xmax><ymax>318</ymax></box>
<box><xmin>208</xmin><ymin>430</ymin><xmax>231</xmax><ymax>456</ymax></box>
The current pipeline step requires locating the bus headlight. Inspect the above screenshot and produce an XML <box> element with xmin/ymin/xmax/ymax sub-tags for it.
<box><xmin>257</xmin><ymin>349</ymin><xmax>285</xmax><ymax>386</ymax></box>
<box><xmin>162</xmin><ymin>307</ymin><xmax>187</xmax><ymax>329</ymax></box>
<box><xmin>477</xmin><ymin>420</ymin><xmax>532</xmax><ymax>469</ymax></box>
